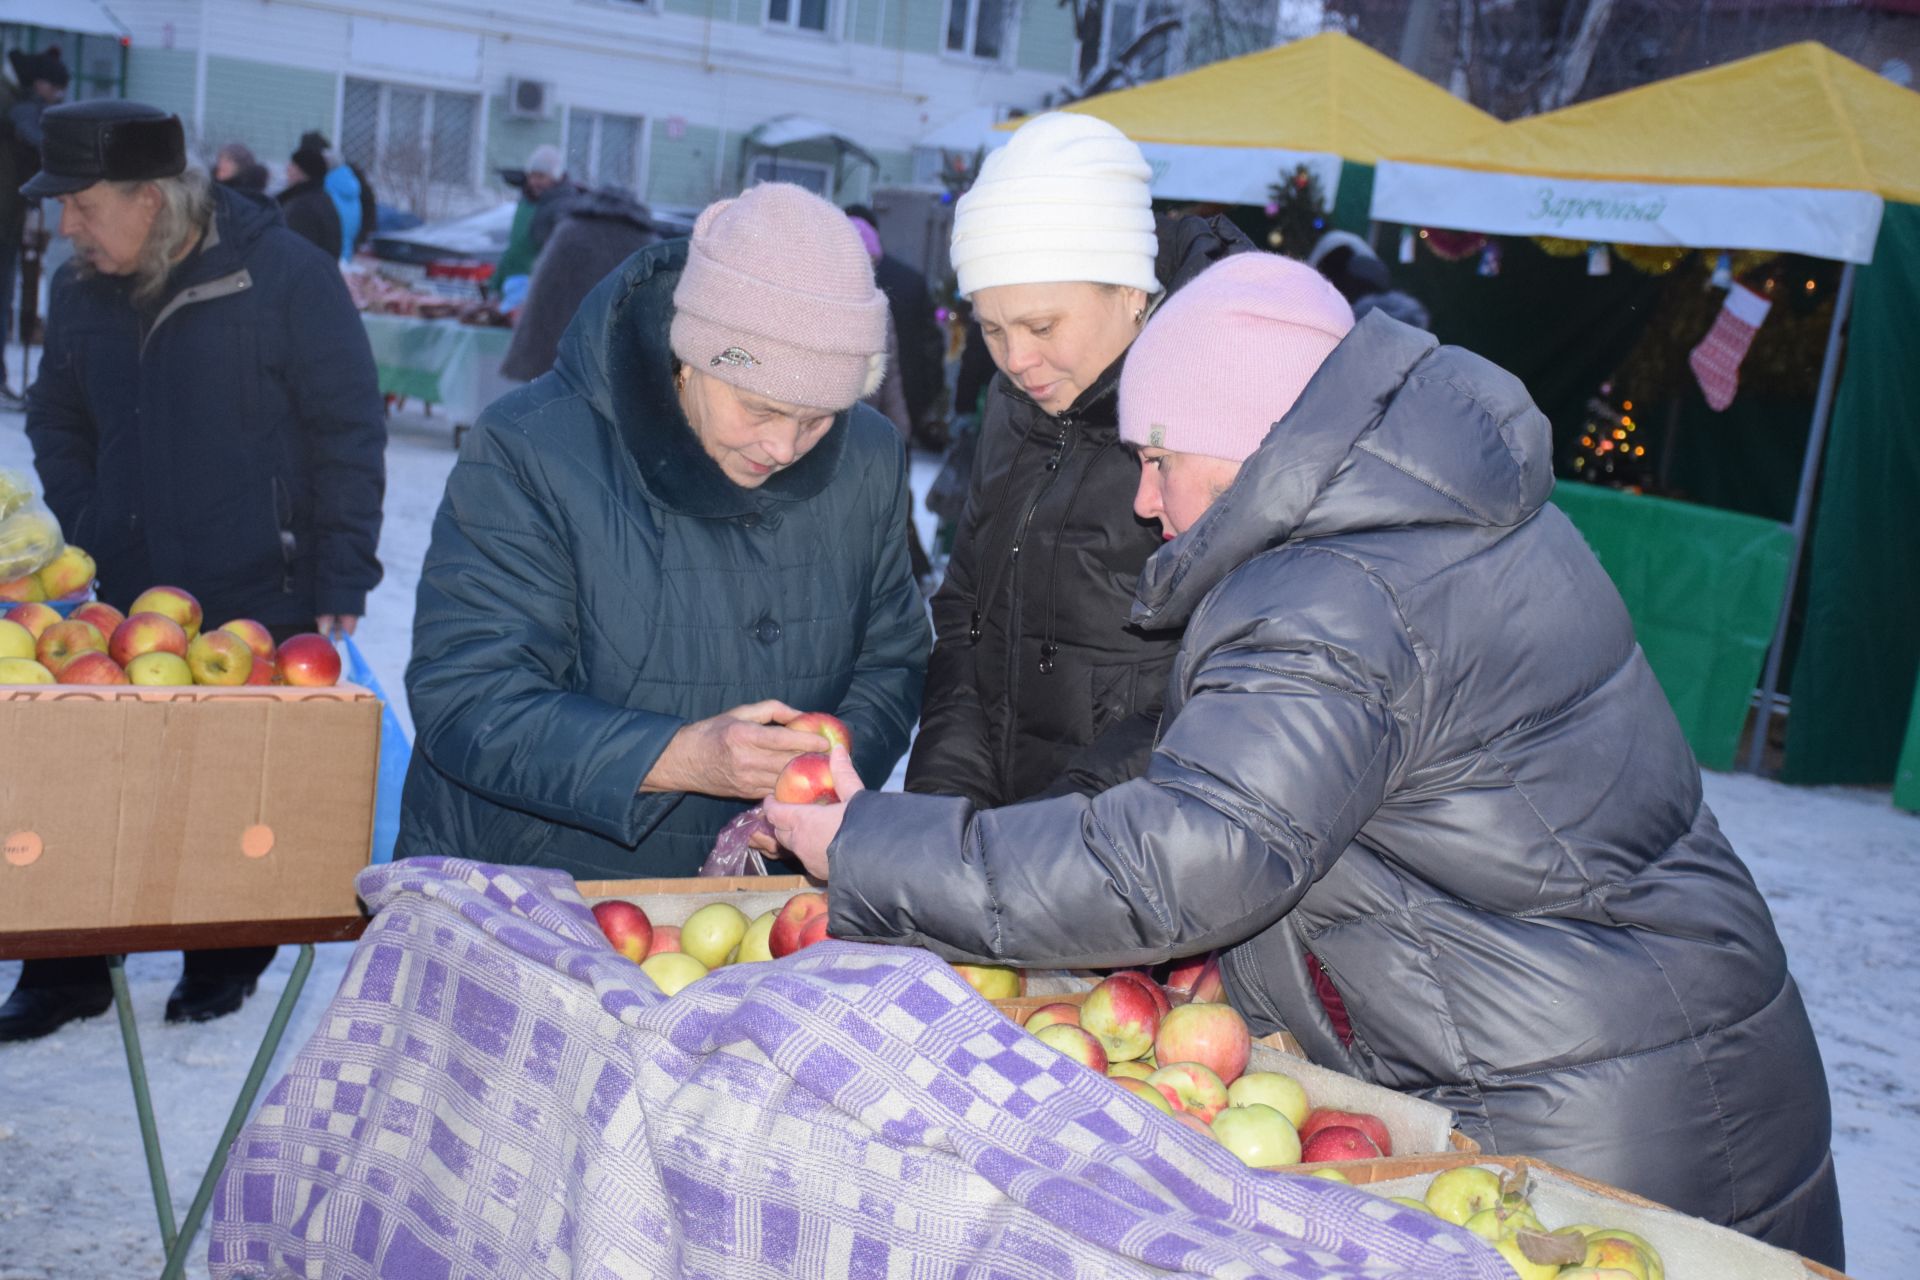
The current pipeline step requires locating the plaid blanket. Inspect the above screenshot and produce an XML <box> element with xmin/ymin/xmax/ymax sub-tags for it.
<box><xmin>209</xmin><ymin>858</ymin><xmax>1511</xmax><ymax>1279</ymax></box>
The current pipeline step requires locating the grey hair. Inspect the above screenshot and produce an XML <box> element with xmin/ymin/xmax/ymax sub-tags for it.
<box><xmin>113</xmin><ymin>168</ymin><xmax>215</xmax><ymax>306</ymax></box>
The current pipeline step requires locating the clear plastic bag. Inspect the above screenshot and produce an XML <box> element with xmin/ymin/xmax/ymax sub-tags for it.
<box><xmin>0</xmin><ymin>469</ymin><xmax>64</xmax><ymax>584</ymax></box>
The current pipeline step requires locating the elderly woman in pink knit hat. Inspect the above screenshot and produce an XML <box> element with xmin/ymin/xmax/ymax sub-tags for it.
<box><xmin>399</xmin><ymin>182</ymin><xmax>929</xmax><ymax>879</ymax></box>
<box><xmin>771</xmin><ymin>251</ymin><xmax>1844</xmax><ymax>1268</ymax></box>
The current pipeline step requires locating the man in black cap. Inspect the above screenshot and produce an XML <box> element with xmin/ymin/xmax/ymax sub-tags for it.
<box><xmin>0</xmin><ymin>48</ymin><xmax>68</xmax><ymax>400</ymax></box>
<box><xmin>0</xmin><ymin>101</ymin><xmax>387</xmax><ymax>1041</ymax></box>
<box><xmin>279</xmin><ymin>140</ymin><xmax>342</xmax><ymax>258</ymax></box>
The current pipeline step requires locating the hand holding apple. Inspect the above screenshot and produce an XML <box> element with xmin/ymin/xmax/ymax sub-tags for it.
<box><xmin>644</xmin><ymin>700</ymin><xmax>838</xmax><ymax>801</ymax></box>
<box><xmin>762</xmin><ymin>742</ymin><xmax>865</xmax><ymax>880</ymax></box>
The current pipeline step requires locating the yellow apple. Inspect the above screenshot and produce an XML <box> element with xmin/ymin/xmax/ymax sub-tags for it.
<box><xmin>34</xmin><ymin>545</ymin><xmax>95</xmax><ymax>599</ymax></box>
<box><xmin>952</xmin><ymin>963</ymin><xmax>1024</xmax><ymax>999</ymax></box>
<box><xmin>680</xmin><ymin>902</ymin><xmax>749</xmax><ymax>969</ymax></box>
<box><xmin>126</xmin><ymin>651</ymin><xmax>194</xmax><ymax>685</ymax></box>
<box><xmin>186</xmin><ymin>629</ymin><xmax>253</xmax><ymax>685</ymax></box>
<box><xmin>0</xmin><ymin>573</ymin><xmax>46</xmax><ymax>603</ymax></box>
<box><xmin>639</xmin><ymin>952</ymin><xmax>709</xmax><ymax>997</ymax></box>
<box><xmin>736</xmin><ymin>910</ymin><xmax>778</xmax><ymax>964</ymax></box>
<box><xmin>129</xmin><ymin>585</ymin><xmax>204</xmax><ymax>639</ymax></box>
<box><xmin>0</xmin><ymin>656</ymin><xmax>55</xmax><ymax>684</ymax></box>
<box><xmin>0</xmin><ymin>618</ymin><xmax>34</xmax><ymax>660</ymax></box>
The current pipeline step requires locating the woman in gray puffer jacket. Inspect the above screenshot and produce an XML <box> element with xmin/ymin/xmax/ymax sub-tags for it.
<box><xmin>770</xmin><ymin>254</ymin><xmax>1843</xmax><ymax>1267</ymax></box>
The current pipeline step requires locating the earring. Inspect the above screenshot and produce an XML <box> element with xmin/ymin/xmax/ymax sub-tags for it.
<box><xmin>1133</xmin><ymin>306</ymin><xmax>1146</xmax><ymax>326</ymax></box>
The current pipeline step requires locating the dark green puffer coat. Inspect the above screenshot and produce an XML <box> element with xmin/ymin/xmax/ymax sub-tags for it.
<box><xmin>828</xmin><ymin>314</ymin><xmax>1842</xmax><ymax>1267</ymax></box>
<box><xmin>398</xmin><ymin>239</ymin><xmax>929</xmax><ymax>877</ymax></box>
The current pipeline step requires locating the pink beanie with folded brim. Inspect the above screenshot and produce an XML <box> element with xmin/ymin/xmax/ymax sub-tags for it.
<box><xmin>1120</xmin><ymin>254</ymin><xmax>1355</xmax><ymax>463</ymax></box>
<box><xmin>671</xmin><ymin>183</ymin><xmax>890</xmax><ymax>412</ymax></box>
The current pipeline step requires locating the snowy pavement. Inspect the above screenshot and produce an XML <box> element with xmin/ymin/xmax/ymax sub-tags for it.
<box><xmin>2</xmin><ymin>404</ymin><xmax>1916</xmax><ymax>1279</ymax></box>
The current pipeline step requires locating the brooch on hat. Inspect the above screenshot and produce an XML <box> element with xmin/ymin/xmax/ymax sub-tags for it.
<box><xmin>711</xmin><ymin>347</ymin><xmax>759</xmax><ymax>368</ymax></box>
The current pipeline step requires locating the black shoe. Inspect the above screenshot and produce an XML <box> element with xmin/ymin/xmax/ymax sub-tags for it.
<box><xmin>0</xmin><ymin>387</ymin><xmax>24</xmax><ymax>412</ymax></box>
<box><xmin>164</xmin><ymin>974</ymin><xmax>257</xmax><ymax>1024</ymax></box>
<box><xmin>0</xmin><ymin>983</ymin><xmax>115</xmax><ymax>1042</ymax></box>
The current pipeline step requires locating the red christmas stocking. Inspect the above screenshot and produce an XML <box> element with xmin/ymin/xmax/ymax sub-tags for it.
<box><xmin>1689</xmin><ymin>283</ymin><xmax>1772</xmax><ymax>411</ymax></box>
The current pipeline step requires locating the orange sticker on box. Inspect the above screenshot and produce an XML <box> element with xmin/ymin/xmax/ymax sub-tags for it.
<box><xmin>4</xmin><ymin>831</ymin><xmax>43</xmax><ymax>866</ymax></box>
<box><xmin>241</xmin><ymin>825</ymin><xmax>275</xmax><ymax>859</ymax></box>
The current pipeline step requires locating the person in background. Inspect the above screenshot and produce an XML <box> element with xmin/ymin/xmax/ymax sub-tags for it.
<box><xmin>400</xmin><ymin>183</ymin><xmax>927</xmax><ymax>879</ymax></box>
<box><xmin>212</xmin><ymin>141</ymin><xmax>269</xmax><ymax>194</ymax></box>
<box><xmin>768</xmin><ymin>252</ymin><xmax>1844</xmax><ymax>1270</ymax></box>
<box><xmin>904</xmin><ymin>112</ymin><xmax>1250</xmax><ymax>810</ymax></box>
<box><xmin>1307</xmin><ymin>229</ymin><xmax>1431</xmax><ymax>330</ymax></box>
<box><xmin>499</xmin><ymin>186</ymin><xmax>657</xmax><ymax>382</ymax></box>
<box><xmin>0</xmin><ymin>47</ymin><xmax>67</xmax><ymax>405</ymax></box>
<box><xmin>844</xmin><ymin>202</ymin><xmax>946</xmax><ymax>449</ymax></box>
<box><xmin>849</xmin><ymin>214</ymin><xmax>934</xmax><ymax>586</ymax></box>
<box><xmin>298</xmin><ymin>130</ymin><xmax>363</xmax><ymax>261</ymax></box>
<box><xmin>279</xmin><ymin>142</ymin><xmax>341</xmax><ymax>259</ymax></box>
<box><xmin>4</xmin><ymin>101</ymin><xmax>385</xmax><ymax>1041</ymax></box>
<box><xmin>491</xmin><ymin>144</ymin><xmax>582</xmax><ymax>300</ymax></box>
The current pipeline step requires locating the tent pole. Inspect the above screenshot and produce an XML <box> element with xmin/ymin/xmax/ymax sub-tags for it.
<box><xmin>1743</xmin><ymin>261</ymin><xmax>1857</xmax><ymax>774</ymax></box>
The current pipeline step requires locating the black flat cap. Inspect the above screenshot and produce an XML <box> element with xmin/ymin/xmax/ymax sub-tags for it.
<box><xmin>23</xmin><ymin>100</ymin><xmax>186</xmax><ymax>199</ymax></box>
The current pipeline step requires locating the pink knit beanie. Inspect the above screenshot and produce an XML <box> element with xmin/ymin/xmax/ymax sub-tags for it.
<box><xmin>671</xmin><ymin>183</ymin><xmax>890</xmax><ymax>411</ymax></box>
<box><xmin>1119</xmin><ymin>254</ymin><xmax>1355</xmax><ymax>463</ymax></box>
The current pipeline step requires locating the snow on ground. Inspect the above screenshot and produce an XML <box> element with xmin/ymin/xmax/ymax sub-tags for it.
<box><xmin>1</xmin><ymin>404</ymin><xmax>1916</xmax><ymax>1279</ymax></box>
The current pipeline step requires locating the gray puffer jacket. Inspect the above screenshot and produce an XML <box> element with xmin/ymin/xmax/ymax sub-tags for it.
<box><xmin>828</xmin><ymin>314</ymin><xmax>1843</xmax><ymax>1267</ymax></box>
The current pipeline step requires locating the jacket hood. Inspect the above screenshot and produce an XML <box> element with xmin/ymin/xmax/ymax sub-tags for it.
<box><xmin>171</xmin><ymin>184</ymin><xmax>280</xmax><ymax>291</ymax></box>
<box><xmin>1132</xmin><ymin>311</ymin><xmax>1555</xmax><ymax>628</ymax></box>
<box><xmin>548</xmin><ymin>238</ymin><xmax>849</xmax><ymax>519</ymax></box>
<box><xmin>994</xmin><ymin>212</ymin><xmax>1255</xmax><ymax>438</ymax></box>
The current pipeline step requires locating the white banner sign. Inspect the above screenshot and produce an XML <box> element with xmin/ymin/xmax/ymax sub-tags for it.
<box><xmin>1372</xmin><ymin>162</ymin><xmax>1884</xmax><ymax>263</ymax></box>
<box><xmin>1131</xmin><ymin>144</ymin><xmax>1344</xmax><ymax>208</ymax></box>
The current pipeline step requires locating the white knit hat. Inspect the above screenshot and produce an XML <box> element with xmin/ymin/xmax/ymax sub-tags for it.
<box><xmin>950</xmin><ymin>112</ymin><xmax>1159</xmax><ymax>298</ymax></box>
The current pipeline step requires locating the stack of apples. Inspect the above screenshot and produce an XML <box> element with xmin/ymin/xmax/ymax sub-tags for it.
<box><xmin>591</xmin><ymin>887</ymin><xmax>836</xmax><ymax>998</ymax></box>
<box><xmin>1388</xmin><ymin>1166</ymin><xmax>1668</xmax><ymax>1280</ymax></box>
<box><xmin>0</xmin><ymin>575</ymin><xmax>340</xmax><ymax>688</ymax></box>
<box><xmin>1023</xmin><ymin>973</ymin><xmax>1394</xmax><ymax>1170</ymax></box>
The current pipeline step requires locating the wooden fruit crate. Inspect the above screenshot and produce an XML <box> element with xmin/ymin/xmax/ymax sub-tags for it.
<box><xmin>577</xmin><ymin>874</ymin><xmax>817</xmax><ymax>925</ymax></box>
<box><xmin>1316</xmin><ymin>1152</ymin><xmax>1853</xmax><ymax>1280</ymax></box>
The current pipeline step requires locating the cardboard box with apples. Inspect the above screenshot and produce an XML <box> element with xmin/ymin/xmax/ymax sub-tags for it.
<box><xmin>0</xmin><ymin>683</ymin><xmax>381</xmax><ymax>937</ymax></box>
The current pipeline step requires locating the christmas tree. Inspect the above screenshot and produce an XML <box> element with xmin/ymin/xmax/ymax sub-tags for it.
<box><xmin>1263</xmin><ymin>164</ymin><xmax>1328</xmax><ymax>259</ymax></box>
<box><xmin>1569</xmin><ymin>388</ymin><xmax>1654</xmax><ymax>491</ymax></box>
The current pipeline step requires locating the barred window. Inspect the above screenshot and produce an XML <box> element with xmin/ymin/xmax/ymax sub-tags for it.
<box><xmin>767</xmin><ymin>0</ymin><xmax>830</xmax><ymax>32</ymax></box>
<box><xmin>945</xmin><ymin>0</ymin><xmax>1008</xmax><ymax>61</ymax></box>
<box><xmin>565</xmin><ymin>108</ymin><xmax>644</xmax><ymax>194</ymax></box>
<box><xmin>341</xmin><ymin>76</ymin><xmax>481</xmax><ymax>208</ymax></box>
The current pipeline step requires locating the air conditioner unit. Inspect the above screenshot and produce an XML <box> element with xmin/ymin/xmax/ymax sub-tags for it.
<box><xmin>507</xmin><ymin>78</ymin><xmax>551</xmax><ymax>120</ymax></box>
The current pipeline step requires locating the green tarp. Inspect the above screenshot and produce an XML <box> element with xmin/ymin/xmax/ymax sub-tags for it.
<box><xmin>1552</xmin><ymin>483</ymin><xmax>1793</xmax><ymax>771</ymax></box>
<box><xmin>1897</xmin><ymin>676</ymin><xmax>1920</xmax><ymax>813</ymax></box>
<box><xmin>1783</xmin><ymin>203</ymin><xmax>1920</xmax><ymax>787</ymax></box>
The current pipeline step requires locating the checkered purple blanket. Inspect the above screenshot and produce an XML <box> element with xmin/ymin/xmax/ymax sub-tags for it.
<box><xmin>208</xmin><ymin>858</ymin><xmax>1511</xmax><ymax>1279</ymax></box>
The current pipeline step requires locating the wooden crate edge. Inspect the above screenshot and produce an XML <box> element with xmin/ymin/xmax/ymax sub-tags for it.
<box><xmin>578</xmin><ymin>875</ymin><xmax>818</xmax><ymax>898</ymax></box>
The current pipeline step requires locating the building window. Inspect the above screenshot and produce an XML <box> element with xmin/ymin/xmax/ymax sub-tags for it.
<box><xmin>945</xmin><ymin>0</ymin><xmax>1009</xmax><ymax>61</ymax></box>
<box><xmin>1100</xmin><ymin>0</ymin><xmax>1175</xmax><ymax>81</ymax></box>
<box><xmin>747</xmin><ymin>155</ymin><xmax>833</xmax><ymax>198</ymax></box>
<box><xmin>767</xmin><ymin>0</ymin><xmax>830</xmax><ymax>32</ymax></box>
<box><xmin>565</xmin><ymin>108</ymin><xmax>645</xmax><ymax>194</ymax></box>
<box><xmin>341</xmin><ymin>76</ymin><xmax>480</xmax><ymax>206</ymax></box>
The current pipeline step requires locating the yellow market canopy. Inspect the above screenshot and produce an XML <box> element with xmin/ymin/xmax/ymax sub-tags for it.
<box><xmin>999</xmin><ymin>32</ymin><xmax>1496</xmax><ymax>206</ymax></box>
<box><xmin>1372</xmin><ymin>43</ymin><xmax>1920</xmax><ymax>263</ymax></box>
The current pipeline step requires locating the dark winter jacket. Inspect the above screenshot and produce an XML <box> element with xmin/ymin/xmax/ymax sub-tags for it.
<box><xmin>26</xmin><ymin>184</ymin><xmax>386</xmax><ymax>626</ymax></box>
<box><xmin>398</xmin><ymin>238</ymin><xmax>929</xmax><ymax>879</ymax></box>
<box><xmin>832</xmin><ymin>314</ymin><xmax>1843</xmax><ymax>1267</ymax></box>
<box><xmin>278</xmin><ymin>178</ymin><xmax>343</xmax><ymax>261</ymax></box>
<box><xmin>500</xmin><ymin>190</ymin><xmax>657</xmax><ymax>383</ymax></box>
<box><xmin>905</xmin><ymin>215</ymin><xmax>1251</xmax><ymax>808</ymax></box>
<box><xmin>872</xmin><ymin>253</ymin><xmax>946</xmax><ymax>431</ymax></box>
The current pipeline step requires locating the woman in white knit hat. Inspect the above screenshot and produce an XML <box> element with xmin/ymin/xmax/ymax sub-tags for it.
<box><xmin>905</xmin><ymin>112</ymin><xmax>1253</xmax><ymax>809</ymax></box>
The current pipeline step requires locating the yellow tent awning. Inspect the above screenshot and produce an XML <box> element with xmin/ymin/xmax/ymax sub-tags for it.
<box><xmin>1373</xmin><ymin>43</ymin><xmax>1920</xmax><ymax>262</ymax></box>
<box><xmin>1048</xmin><ymin>31</ymin><xmax>1496</xmax><ymax>164</ymax></box>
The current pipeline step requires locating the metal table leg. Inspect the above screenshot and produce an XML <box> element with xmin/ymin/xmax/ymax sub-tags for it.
<box><xmin>110</xmin><ymin>953</ymin><xmax>178</xmax><ymax>1255</ymax></box>
<box><xmin>157</xmin><ymin>942</ymin><xmax>316</xmax><ymax>1280</ymax></box>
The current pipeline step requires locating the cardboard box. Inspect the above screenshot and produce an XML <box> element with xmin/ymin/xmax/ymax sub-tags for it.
<box><xmin>0</xmin><ymin>683</ymin><xmax>381</xmax><ymax>933</ymax></box>
<box><xmin>1323</xmin><ymin>1153</ymin><xmax>1853</xmax><ymax>1279</ymax></box>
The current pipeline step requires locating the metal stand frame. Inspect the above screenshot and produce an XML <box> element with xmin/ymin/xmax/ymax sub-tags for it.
<box><xmin>1743</xmin><ymin>262</ymin><xmax>1857</xmax><ymax>773</ymax></box>
<box><xmin>107</xmin><ymin>946</ymin><xmax>318</xmax><ymax>1280</ymax></box>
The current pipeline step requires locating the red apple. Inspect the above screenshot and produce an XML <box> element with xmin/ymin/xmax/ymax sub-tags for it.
<box><xmin>1082</xmin><ymin>974</ymin><xmax>1162</xmax><ymax>1063</ymax></box>
<box><xmin>1147</xmin><ymin>1061</ymin><xmax>1230</xmax><ymax>1122</ymax></box>
<box><xmin>1299</xmin><ymin>1125</ymin><xmax>1383</xmax><ymax>1164</ymax></box>
<box><xmin>1107</xmin><ymin>969</ymin><xmax>1173</xmax><ymax>1016</ymax></box>
<box><xmin>591</xmin><ymin>900</ymin><xmax>653</xmax><ymax>962</ymax></box>
<box><xmin>1166</xmin><ymin>952</ymin><xmax>1215</xmax><ymax>995</ymax></box>
<box><xmin>109</xmin><ymin>612</ymin><xmax>191</xmax><ymax>666</ymax></box>
<box><xmin>274</xmin><ymin>632</ymin><xmax>341</xmax><ymax>686</ymax></box>
<box><xmin>786</xmin><ymin>711</ymin><xmax>853</xmax><ymax>753</ymax></box>
<box><xmin>1023</xmin><ymin>1002</ymin><xmax>1082</xmax><ymax>1034</ymax></box>
<box><xmin>34</xmin><ymin>545</ymin><xmax>96</xmax><ymax>599</ymax></box>
<box><xmin>69</xmin><ymin>601</ymin><xmax>124</xmax><ymax>639</ymax></box>
<box><xmin>1173</xmin><ymin>1111</ymin><xmax>1215</xmax><ymax>1137</ymax></box>
<box><xmin>772</xmin><ymin>752</ymin><xmax>837</xmax><ymax>804</ymax></box>
<box><xmin>129</xmin><ymin>585</ymin><xmax>203</xmax><ymax>639</ymax></box>
<box><xmin>1153</xmin><ymin>1003</ymin><xmax>1251</xmax><ymax>1087</ymax></box>
<box><xmin>1188</xmin><ymin>955</ymin><xmax>1228</xmax><ymax>1005</ymax></box>
<box><xmin>794</xmin><ymin>913</ymin><xmax>832</xmax><ymax>950</ymax></box>
<box><xmin>1298</xmin><ymin>1108</ymin><xmax>1393</xmax><ymax>1157</ymax></box>
<box><xmin>37</xmin><ymin>619</ymin><xmax>107</xmax><ymax>674</ymax></box>
<box><xmin>768</xmin><ymin>891</ymin><xmax>829</xmax><ymax>958</ymax></box>
<box><xmin>218</xmin><ymin>618</ymin><xmax>277</xmax><ymax>664</ymax></box>
<box><xmin>1114</xmin><ymin>1075</ymin><xmax>1176</xmax><ymax>1114</ymax></box>
<box><xmin>58</xmin><ymin>651</ymin><xmax>129</xmax><ymax>684</ymax></box>
<box><xmin>245</xmin><ymin>658</ymin><xmax>275</xmax><ymax>684</ymax></box>
<box><xmin>1033</xmin><ymin>1023</ymin><xmax>1108</xmax><ymax>1074</ymax></box>
<box><xmin>644</xmin><ymin>924</ymin><xmax>681</xmax><ymax>957</ymax></box>
<box><xmin>187</xmin><ymin>628</ymin><xmax>254</xmax><ymax>685</ymax></box>
<box><xmin>5</xmin><ymin>601</ymin><xmax>61</xmax><ymax>640</ymax></box>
